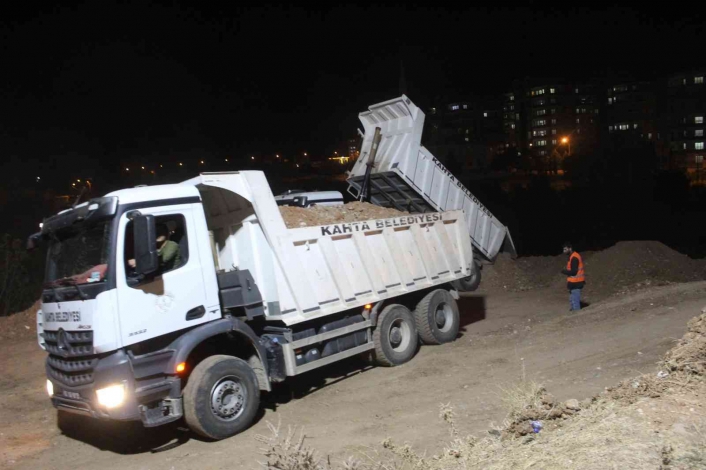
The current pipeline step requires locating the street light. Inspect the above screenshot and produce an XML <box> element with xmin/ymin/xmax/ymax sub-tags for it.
<box><xmin>561</xmin><ymin>137</ymin><xmax>571</xmax><ymax>156</ymax></box>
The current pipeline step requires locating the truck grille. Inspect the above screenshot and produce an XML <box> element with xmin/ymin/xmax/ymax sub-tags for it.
<box><xmin>43</xmin><ymin>330</ymin><xmax>94</xmax><ymax>357</ymax></box>
<box><xmin>44</xmin><ymin>329</ymin><xmax>96</xmax><ymax>387</ymax></box>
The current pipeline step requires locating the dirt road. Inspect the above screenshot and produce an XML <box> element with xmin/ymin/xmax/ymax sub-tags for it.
<box><xmin>2</xmin><ymin>279</ymin><xmax>704</xmax><ymax>470</ymax></box>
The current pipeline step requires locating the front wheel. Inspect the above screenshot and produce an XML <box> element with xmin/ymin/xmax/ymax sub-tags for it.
<box><xmin>372</xmin><ymin>304</ymin><xmax>418</xmax><ymax>367</ymax></box>
<box><xmin>183</xmin><ymin>355</ymin><xmax>260</xmax><ymax>440</ymax></box>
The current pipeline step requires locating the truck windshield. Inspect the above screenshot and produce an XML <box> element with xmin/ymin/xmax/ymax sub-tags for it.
<box><xmin>45</xmin><ymin>222</ymin><xmax>112</xmax><ymax>286</ymax></box>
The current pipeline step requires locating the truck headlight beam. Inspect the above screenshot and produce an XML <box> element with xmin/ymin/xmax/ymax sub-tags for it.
<box><xmin>96</xmin><ymin>384</ymin><xmax>126</xmax><ymax>409</ymax></box>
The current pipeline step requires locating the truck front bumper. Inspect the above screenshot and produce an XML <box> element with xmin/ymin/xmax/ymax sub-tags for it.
<box><xmin>47</xmin><ymin>349</ymin><xmax>183</xmax><ymax>427</ymax></box>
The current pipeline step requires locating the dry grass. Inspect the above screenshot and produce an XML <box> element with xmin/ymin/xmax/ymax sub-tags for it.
<box><xmin>499</xmin><ymin>380</ymin><xmax>545</xmax><ymax>423</ymax></box>
<box><xmin>256</xmin><ymin>310</ymin><xmax>706</xmax><ymax>470</ymax></box>
<box><xmin>256</xmin><ymin>398</ymin><xmax>667</xmax><ymax>470</ymax></box>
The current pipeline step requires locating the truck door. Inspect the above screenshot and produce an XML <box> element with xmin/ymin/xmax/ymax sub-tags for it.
<box><xmin>116</xmin><ymin>203</ymin><xmax>209</xmax><ymax>347</ymax></box>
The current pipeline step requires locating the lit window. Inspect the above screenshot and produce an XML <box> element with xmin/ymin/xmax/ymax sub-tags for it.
<box><xmin>619</xmin><ymin>124</ymin><xmax>629</xmax><ymax>130</ymax></box>
<box><xmin>462</xmin><ymin>104</ymin><xmax>468</xmax><ymax>109</ymax></box>
<box><xmin>576</xmin><ymin>118</ymin><xmax>580</xmax><ymax>124</ymax></box>
<box><xmin>511</xmin><ymin>123</ymin><xmax>515</xmax><ymax>129</ymax></box>
<box><xmin>538</xmin><ymin>89</ymin><xmax>545</xmax><ymax>95</ymax></box>
<box><xmin>697</xmin><ymin>130</ymin><xmax>704</xmax><ymax>137</ymax></box>
<box><xmin>633</xmin><ymin>123</ymin><xmax>638</xmax><ymax>129</ymax></box>
<box><xmin>552</xmin><ymin>129</ymin><xmax>557</xmax><ymax>135</ymax></box>
<box><xmin>576</xmin><ymin>108</ymin><xmax>580</xmax><ymax>113</ymax></box>
<box><xmin>696</xmin><ymin>76</ymin><xmax>704</xmax><ymax>84</ymax></box>
<box><xmin>536</xmin><ymin>109</ymin><xmax>546</xmax><ymax>116</ymax></box>
<box><xmin>551</xmin><ymin>119</ymin><xmax>557</xmax><ymax>125</ymax></box>
<box><xmin>648</xmin><ymin>133</ymin><xmax>652</xmax><ymax>139</ymax></box>
<box><xmin>609</xmin><ymin>125</ymin><xmax>614</xmax><ymax>132</ymax></box>
<box><xmin>539</xmin><ymin>150</ymin><xmax>546</xmax><ymax>156</ymax></box>
<box><xmin>550</xmin><ymin>88</ymin><xmax>555</xmax><ymax>94</ymax></box>
<box><xmin>575</xmin><ymin>88</ymin><xmax>579</xmax><ymax>93</ymax></box>
<box><xmin>684</xmin><ymin>143</ymin><xmax>688</xmax><ymax>149</ymax></box>
<box><xmin>696</xmin><ymin>155</ymin><xmax>704</xmax><ymax>164</ymax></box>
<box><xmin>510</xmin><ymin>95</ymin><xmax>515</xmax><ymax>101</ymax></box>
<box><xmin>683</xmin><ymin>78</ymin><xmax>687</xmax><ymax>85</ymax></box>
<box><xmin>483</xmin><ymin>112</ymin><xmax>488</xmax><ymax>117</ymax></box>
<box><xmin>536</xmin><ymin>140</ymin><xmax>547</xmax><ymax>146</ymax></box>
<box><xmin>451</xmin><ymin>105</ymin><xmax>459</xmax><ymax>111</ymax></box>
<box><xmin>696</xmin><ymin>116</ymin><xmax>704</xmax><ymax>124</ymax></box>
<box><xmin>552</xmin><ymin>139</ymin><xmax>557</xmax><ymax>145</ymax></box>
<box><xmin>696</xmin><ymin>142</ymin><xmax>705</xmax><ymax>150</ymax></box>
<box><xmin>608</xmin><ymin>98</ymin><xmax>613</xmax><ymax>104</ymax></box>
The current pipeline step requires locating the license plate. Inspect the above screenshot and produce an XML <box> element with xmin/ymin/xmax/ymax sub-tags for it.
<box><xmin>45</xmin><ymin>311</ymin><xmax>81</xmax><ymax>322</ymax></box>
<box><xmin>62</xmin><ymin>390</ymin><xmax>81</xmax><ymax>400</ymax></box>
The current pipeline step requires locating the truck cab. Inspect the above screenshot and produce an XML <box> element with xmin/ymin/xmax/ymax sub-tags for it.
<box><xmin>35</xmin><ymin>184</ymin><xmax>234</xmax><ymax>427</ymax></box>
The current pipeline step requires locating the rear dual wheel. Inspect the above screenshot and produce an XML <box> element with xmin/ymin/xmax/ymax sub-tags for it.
<box><xmin>372</xmin><ymin>304</ymin><xmax>418</xmax><ymax>366</ymax></box>
<box><xmin>414</xmin><ymin>289</ymin><xmax>460</xmax><ymax>345</ymax></box>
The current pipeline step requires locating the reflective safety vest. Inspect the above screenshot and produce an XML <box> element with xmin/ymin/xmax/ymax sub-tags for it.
<box><xmin>567</xmin><ymin>252</ymin><xmax>585</xmax><ymax>283</ymax></box>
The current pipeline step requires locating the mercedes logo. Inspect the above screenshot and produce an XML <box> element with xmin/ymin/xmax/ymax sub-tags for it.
<box><xmin>57</xmin><ymin>329</ymin><xmax>71</xmax><ymax>355</ymax></box>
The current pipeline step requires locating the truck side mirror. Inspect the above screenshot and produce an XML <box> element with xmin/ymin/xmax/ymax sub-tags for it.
<box><xmin>26</xmin><ymin>232</ymin><xmax>42</xmax><ymax>251</ymax></box>
<box><xmin>133</xmin><ymin>214</ymin><xmax>158</xmax><ymax>276</ymax></box>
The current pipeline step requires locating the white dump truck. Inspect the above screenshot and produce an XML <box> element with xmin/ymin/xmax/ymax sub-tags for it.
<box><xmin>347</xmin><ymin>95</ymin><xmax>516</xmax><ymax>291</ymax></box>
<box><xmin>30</xmin><ymin>170</ymin><xmax>475</xmax><ymax>440</ymax></box>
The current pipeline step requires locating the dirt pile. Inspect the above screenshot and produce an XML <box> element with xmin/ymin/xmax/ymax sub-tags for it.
<box><xmin>279</xmin><ymin>201</ymin><xmax>407</xmax><ymax>228</ymax></box>
<box><xmin>606</xmin><ymin>308</ymin><xmax>706</xmax><ymax>405</ymax></box>
<box><xmin>480</xmin><ymin>252</ymin><xmax>563</xmax><ymax>293</ymax></box>
<box><xmin>500</xmin><ymin>384</ymin><xmax>588</xmax><ymax>438</ymax></box>
<box><xmin>481</xmin><ymin>241</ymin><xmax>706</xmax><ymax>300</ymax></box>
<box><xmin>0</xmin><ymin>301</ymin><xmax>40</xmax><ymax>343</ymax></box>
<box><xmin>663</xmin><ymin>309</ymin><xmax>706</xmax><ymax>376</ymax></box>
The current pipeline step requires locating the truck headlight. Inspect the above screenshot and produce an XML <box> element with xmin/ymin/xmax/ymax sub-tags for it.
<box><xmin>46</xmin><ymin>380</ymin><xmax>54</xmax><ymax>397</ymax></box>
<box><xmin>96</xmin><ymin>384</ymin><xmax>126</xmax><ymax>408</ymax></box>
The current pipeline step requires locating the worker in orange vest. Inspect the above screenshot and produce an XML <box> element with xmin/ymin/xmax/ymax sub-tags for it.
<box><xmin>561</xmin><ymin>242</ymin><xmax>585</xmax><ymax>311</ymax></box>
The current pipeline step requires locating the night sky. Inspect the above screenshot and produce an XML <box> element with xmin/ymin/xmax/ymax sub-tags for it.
<box><xmin>1</xmin><ymin>4</ymin><xmax>705</xmax><ymax>187</ymax></box>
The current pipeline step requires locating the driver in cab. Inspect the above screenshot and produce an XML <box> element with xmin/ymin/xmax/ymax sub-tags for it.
<box><xmin>128</xmin><ymin>224</ymin><xmax>181</xmax><ymax>274</ymax></box>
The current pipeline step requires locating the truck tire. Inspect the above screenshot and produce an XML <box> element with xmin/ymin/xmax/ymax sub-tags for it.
<box><xmin>414</xmin><ymin>289</ymin><xmax>460</xmax><ymax>345</ymax></box>
<box><xmin>451</xmin><ymin>261</ymin><xmax>482</xmax><ymax>292</ymax></box>
<box><xmin>183</xmin><ymin>355</ymin><xmax>260</xmax><ymax>440</ymax></box>
<box><xmin>372</xmin><ymin>304</ymin><xmax>418</xmax><ymax>367</ymax></box>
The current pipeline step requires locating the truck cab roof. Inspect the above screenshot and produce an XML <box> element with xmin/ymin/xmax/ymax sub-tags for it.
<box><xmin>105</xmin><ymin>184</ymin><xmax>201</xmax><ymax>205</ymax></box>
